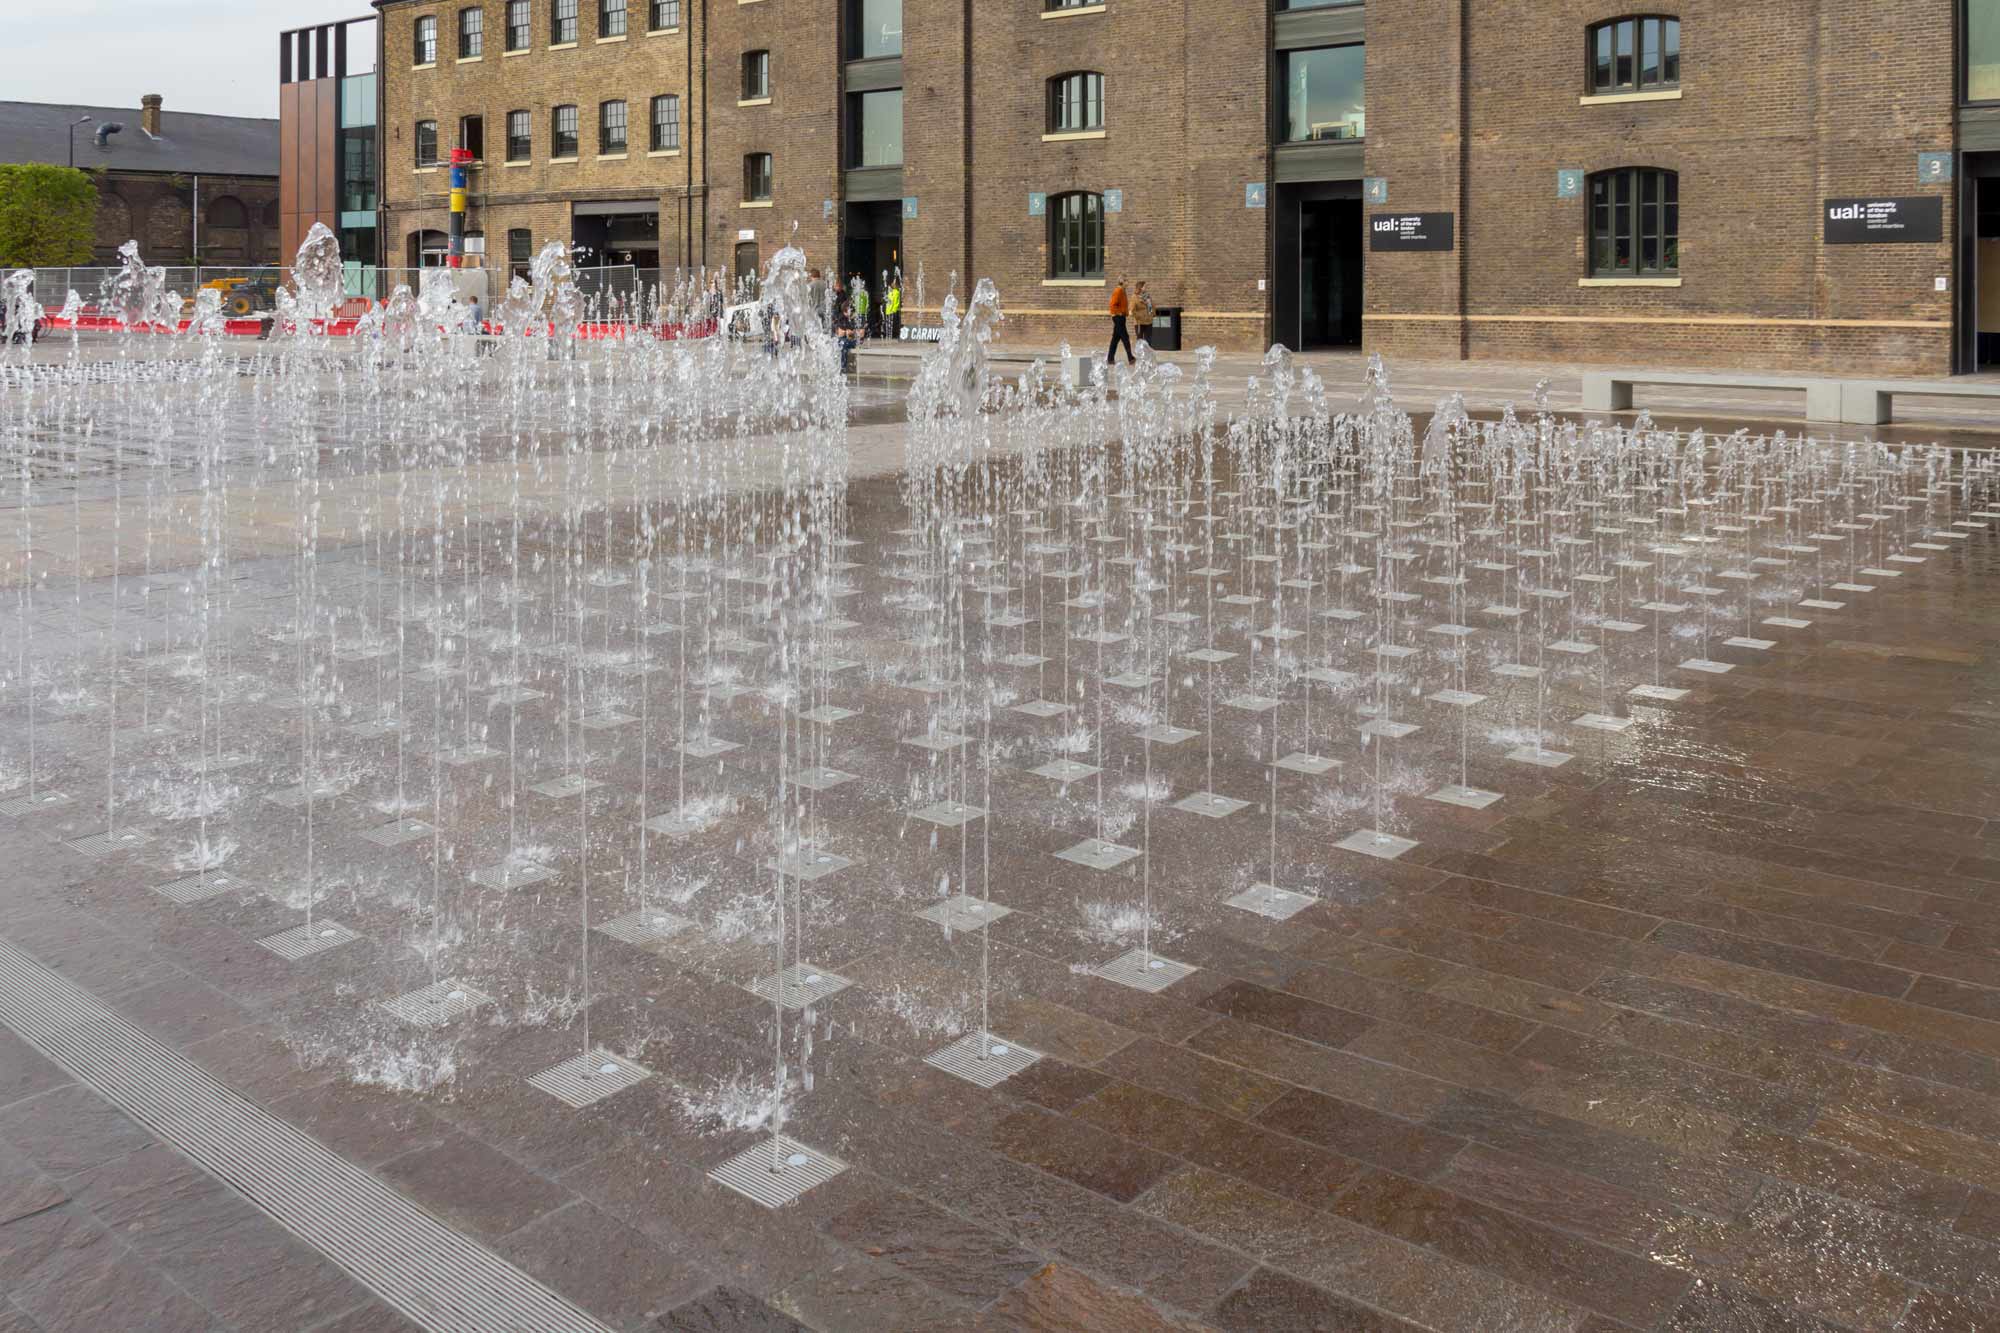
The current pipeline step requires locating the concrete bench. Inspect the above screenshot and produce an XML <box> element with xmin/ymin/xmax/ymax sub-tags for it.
<box><xmin>1582</xmin><ymin>370</ymin><xmax>1844</xmax><ymax>422</ymax></box>
<box><xmin>1837</xmin><ymin>378</ymin><xmax>2000</xmax><ymax>425</ymax></box>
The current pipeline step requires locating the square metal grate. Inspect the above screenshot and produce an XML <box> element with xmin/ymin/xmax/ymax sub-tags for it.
<box><xmin>747</xmin><ymin>964</ymin><xmax>853</xmax><ymax>1011</ymax></box>
<box><xmin>0</xmin><ymin>790</ymin><xmax>72</xmax><ymax>818</ymax></box>
<box><xmin>1223</xmin><ymin>695</ymin><xmax>1281</xmax><ymax>714</ymax></box>
<box><xmin>1091</xmin><ymin>948</ymin><xmax>1196</xmax><ymax>993</ymax></box>
<box><xmin>1011</xmin><ymin>700</ymin><xmax>1071</xmax><ymax>720</ymax></box>
<box><xmin>1336</xmin><ymin>829</ymin><xmax>1419</xmax><ymax>859</ymax></box>
<box><xmin>1506</xmin><ymin>746</ymin><xmax>1574</xmax><ymax>769</ymax></box>
<box><xmin>595</xmin><ymin>909</ymin><xmax>696</xmax><ymax>946</ymax></box>
<box><xmin>1175</xmin><ymin>792</ymin><xmax>1248</xmax><ymax>819</ymax></box>
<box><xmin>153</xmin><ymin>870</ymin><xmax>243</xmax><ymax>904</ymax></box>
<box><xmin>1055</xmin><ymin>839</ymin><xmax>1141</xmax><ymax>871</ymax></box>
<box><xmin>1274</xmin><ymin>752</ymin><xmax>1339</xmax><ymax>776</ymax></box>
<box><xmin>470</xmin><ymin>860</ymin><xmax>556</xmax><ymax>891</ymax></box>
<box><xmin>1629</xmin><ymin>684</ymin><xmax>1688</xmax><ymax>702</ymax></box>
<box><xmin>902</xmin><ymin>731</ymin><xmax>972</xmax><ymax>753</ymax></box>
<box><xmin>380</xmin><ymin>979</ymin><xmax>492</xmax><ymax>1029</ymax></box>
<box><xmin>529</xmin><ymin>774</ymin><xmax>602</xmax><ymax>799</ymax></box>
<box><xmin>65</xmin><ymin>827</ymin><xmax>152</xmax><ymax>857</ymax></box>
<box><xmin>1135</xmin><ymin>724</ymin><xmax>1197</xmax><ymax>746</ymax></box>
<box><xmin>1429</xmin><ymin>784</ymin><xmax>1502</xmax><ymax>811</ymax></box>
<box><xmin>708</xmin><ymin>1136</ymin><xmax>848</xmax><ymax>1209</ymax></box>
<box><xmin>1226</xmin><ymin>883</ymin><xmax>1316</xmax><ymax>921</ymax></box>
<box><xmin>924</xmin><ymin>1033</ymin><xmax>1041</xmax><ymax>1088</ymax></box>
<box><xmin>1678</xmin><ymin>659</ymin><xmax>1734</xmax><ymax>675</ymax></box>
<box><xmin>258</xmin><ymin>921</ymin><xmax>361</xmax><ymax>960</ymax></box>
<box><xmin>1572</xmin><ymin>714</ymin><xmax>1634</xmax><ymax>733</ymax></box>
<box><xmin>765</xmin><ymin>847</ymin><xmax>852</xmax><ymax>882</ymax></box>
<box><xmin>789</xmin><ymin>767</ymin><xmax>857</xmax><ymax>793</ymax></box>
<box><xmin>912</xmin><ymin>801</ymin><xmax>985</xmax><ymax>828</ymax></box>
<box><xmin>644</xmin><ymin>809</ymin><xmax>717</xmax><ymax>839</ymax></box>
<box><xmin>360</xmin><ymin>818</ymin><xmax>433</xmax><ymax>848</ymax></box>
<box><xmin>529</xmin><ymin>1049</ymin><xmax>653</xmax><ymax>1108</ymax></box>
<box><xmin>1724</xmin><ymin>637</ymin><xmax>1775</xmax><ymax>651</ymax></box>
<box><xmin>916</xmin><ymin>894</ymin><xmax>1013</xmax><ymax>932</ymax></box>
<box><xmin>1032</xmin><ymin>760</ymin><xmax>1100</xmax><ymax>783</ymax></box>
<box><xmin>677</xmin><ymin>738</ymin><xmax>742</xmax><ymax>759</ymax></box>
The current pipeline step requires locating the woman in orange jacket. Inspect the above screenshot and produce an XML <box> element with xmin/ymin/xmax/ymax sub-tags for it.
<box><xmin>1106</xmin><ymin>279</ymin><xmax>1134</xmax><ymax>367</ymax></box>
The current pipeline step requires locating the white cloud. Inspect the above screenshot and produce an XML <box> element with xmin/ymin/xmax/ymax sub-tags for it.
<box><xmin>2</xmin><ymin>0</ymin><xmax>367</xmax><ymax>120</ymax></box>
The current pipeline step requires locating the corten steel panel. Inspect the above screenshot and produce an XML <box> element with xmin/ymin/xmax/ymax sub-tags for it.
<box><xmin>279</xmin><ymin>81</ymin><xmax>299</xmax><ymax>226</ymax></box>
<box><xmin>314</xmin><ymin>77</ymin><xmax>338</xmax><ymax>220</ymax></box>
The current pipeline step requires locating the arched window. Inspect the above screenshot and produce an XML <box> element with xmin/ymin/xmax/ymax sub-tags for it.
<box><xmin>1588</xmin><ymin>16</ymin><xmax>1679</xmax><ymax>95</ymax></box>
<box><xmin>206</xmin><ymin>196</ymin><xmax>247</xmax><ymax>228</ymax></box>
<box><xmin>1589</xmin><ymin>167</ymin><xmax>1678</xmax><ymax>276</ymax></box>
<box><xmin>413</xmin><ymin>15</ymin><xmax>437</xmax><ymax>65</ymax></box>
<box><xmin>1048</xmin><ymin>191</ymin><xmax>1104</xmax><ymax>280</ymax></box>
<box><xmin>1047</xmin><ymin>72</ymin><xmax>1104</xmax><ymax>134</ymax></box>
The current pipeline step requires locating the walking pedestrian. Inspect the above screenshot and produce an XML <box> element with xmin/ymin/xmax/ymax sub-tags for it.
<box><xmin>1132</xmin><ymin>280</ymin><xmax>1155</xmax><ymax>351</ymax></box>
<box><xmin>807</xmin><ymin>268</ymin><xmax>827</xmax><ymax>329</ymax></box>
<box><xmin>886</xmin><ymin>276</ymin><xmax>903</xmax><ymax>341</ymax></box>
<box><xmin>1106</xmin><ymin>279</ymin><xmax>1134</xmax><ymax>367</ymax></box>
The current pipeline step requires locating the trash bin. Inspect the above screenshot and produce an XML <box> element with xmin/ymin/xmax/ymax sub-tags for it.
<box><xmin>1147</xmin><ymin>306</ymin><xmax>1183</xmax><ymax>352</ymax></box>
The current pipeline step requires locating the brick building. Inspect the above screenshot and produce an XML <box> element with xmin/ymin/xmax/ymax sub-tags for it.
<box><xmin>369</xmin><ymin>0</ymin><xmax>2000</xmax><ymax>374</ymax></box>
<box><xmin>0</xmin><ymin>96</ymin><xmax>279</xmax><ymax>266</ymax></box>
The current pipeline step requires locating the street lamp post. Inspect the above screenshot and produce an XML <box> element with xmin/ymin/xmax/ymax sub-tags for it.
<box><xmin>67</xmin><ymin>115</ymin><xmax>92</xmax><ymax>168</ymax></box>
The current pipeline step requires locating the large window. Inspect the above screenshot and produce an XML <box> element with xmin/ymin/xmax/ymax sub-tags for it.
<box><xmin>599</xmin><ymin>99</ymin><xmax>627</xmax><ymax>153</ymax></box>
<box><xmin>850</xmin><ymin>0</ymin><xmax>902</xmax><ymax>59</ymax></box>
<box><xmin>744</xmin><ymin>153</ymin><xmax>773</xmax><ymax>201</ymax></box>
<box><xmin>506</xmin><ymin>109</ymin><xmax>532</xmax><ymax>161</ymax></box>
<box><xmin>1589</xmin><ymin>17</ymin><xmax>1679</xmax><ymax>95</ymax></box>
<box><xmin>1049</xmin><ymin>191</ymin><xmax>1104</xmax><ymax>280</ymax></box>
<box><xmin>413</xmin><ymin>15</ymin><xmax>437</xmax><ymax>64</ymax></box>
<box><xmin>651</xmin><ymin>0</ymin><xmax>680</xmax><ymax>30</ymax></box>
<box><xmin>1973</xmin><ymin>1</ymin><xmax>2000</xmax><ymax>102</ymax></box>
<box><xmin>1589</xmin><ymin>167</ymin><xmax>1678</xmax><ymax>276</ymax></box>
<box><xmin>651</xmin><ymin>94</ymin><xmax>681</xmax><ymax>151</ymax></box>
<box><xmin>506</xmin><ymin>0</ymin><xmax>530</xmax><ymax>50</ymax></box>
<box><xmin>552</xmin><ymin>0</ymin><xmax>579</xmax><ymax>43</ymax></box>
<box><xmin>743</xmin><ymin>50</ymin><xmax>770</xmax><ymax>99</ymax></box>
<box><xmin>508</xmin><ymin>228</ymin><xmax>533</xmax><ymax>284</ymax></box>
<box><xmin>600</xmin><ymin>0</ymin><xmax>627</xmax><ymax>38</ymax></box>
<box><xmin>552</xmin><ymin>104</ymin><xmax>579</xmax><ymax>157</ymax></box>
<box><xmin>849</xmin><ymin>89</ymin><xmax>903</xmax><ymax>166</ymax></box>
<box><xmin>458</xmin><ymin>7</ymin><xmax>482</xmax><ymax>58</ymax></box>
<box><xmin>414</xmin><ymin>119</ymin><xmax>439</xmax><ymax>166</ymax></box>
<box><xmin>1048</xmin><ymin>71</ymin><xmax>1104</xmax><ymax>133</ymax></box>
<box><xmin>1281</xmin><ymin>45</ymin><xmax>1364</xmax><ymax>142</ymax></box>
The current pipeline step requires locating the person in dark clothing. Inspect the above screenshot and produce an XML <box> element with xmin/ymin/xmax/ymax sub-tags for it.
<box><xmin>1105</xmin><ymin>279</ymin><xmax>1134</xmax><ymax>367</ymax></box>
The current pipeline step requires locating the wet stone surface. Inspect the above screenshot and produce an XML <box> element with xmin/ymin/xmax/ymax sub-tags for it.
<box><xmin>0</xmin><ymin>341</ymin><xmax>1997</xmax><ymax>1329</ymax></box>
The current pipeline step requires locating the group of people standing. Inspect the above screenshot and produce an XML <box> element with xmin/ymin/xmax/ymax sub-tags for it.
<box><xmin>1105</xmin><ymin>278</ymin><xmax>1157</xmax><ymax>366</ymax></box>
<box><xmin>805</xmin><ymin>268</ymin><xmax>904</xmax><ymax>370</ymax></box>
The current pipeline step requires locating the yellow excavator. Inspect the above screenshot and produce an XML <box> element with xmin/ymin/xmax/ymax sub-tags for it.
<box><xmin>195</xmin><ymin>274</ymin><xmax>282</xmax><ymax>318</ymax></box>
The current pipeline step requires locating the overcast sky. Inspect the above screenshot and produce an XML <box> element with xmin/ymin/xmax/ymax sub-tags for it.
<box><xmin>2</xmin><ymin>0</ymin><xmax>367</xmax><ymax>120</ymax></box>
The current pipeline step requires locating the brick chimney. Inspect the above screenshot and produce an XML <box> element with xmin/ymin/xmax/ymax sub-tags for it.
<box><xmin>140</xmin><ymin>94</ymin><xmax>162</xmax><ymax>136</ymax></box>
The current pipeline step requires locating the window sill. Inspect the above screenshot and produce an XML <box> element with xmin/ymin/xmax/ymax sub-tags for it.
<box><xmin>1579</xmin><ymin>89</ymin><xmax>1682</xmax><ymax>106</ymax></box>
<box><xmin>549</xmin><ymin>156</ymin><xmax>579</xmax><ymax>164</ymax></box>
<box><xmin>411</xmin><ymin>62</ymin><xmax>437</xmax><ymax>71</ymax></box>
<box><xmin>740</xmin><ymin>200</ymin><xmax>774</xmax><ymax>208</ymax></box>
<box><xmin>597</xmin><ymin>152</ymin><xmax>629</xmax><ymax>160</ymax></box>
<box><xmin>647</xmin><ymin>148</ymin><xmax>682</xmax><ymax>157</ymax></box>
<box><xmin>413</xmin><ymin>166</ymin><xmax>441</xmax><ymax>173</ymax></box>
<box><xmin>503</xmin><ymin>160</ymin><xmax>531</xmax><ymax>168</ymax></box>
<box><xmin>1043</xmin><ymin>130</ymin><xmax>1107</xmax><ymax>142</ymax></box>
<box><xmin>1041</xmin><ymin>4</ymin><xmax>1105</xmax><ymax>17</ymax></box>
<box><xmin>597</xmin><ymin>33</ymin><xmax>627</xmax><ymax>43</ymax></box>
<box><xmin>549</xmin><ymin>41</ymin><xmax>577</xmax><ymax>51</ymax></box>
<box><xmin>1579</xmin><ymin>277</ymin><xmax>1682</xmax><ymax>287</ymax></box>
<box><xmin>1043</xmin><ymin>278</ymin><xmax>1105</xmax><ymax>287</ymax></box>
<box><xmin>738</xmin><ymin>97</ymin><xmax>772</xmax><ymax>107</ymax></box>
<box><xmin>647</xmin><ymin>27</ymin><xmax>681</xmax><ymax>36</ymax></box>
<box><xmin>504</xmin><ymin>47</ymin><xmax>529</xmax><ymax>57</ymax></box>
<box><xmin>457</xmin><ymin>55</ymin><xmax>483</xmax><ymax>64</ymax></box>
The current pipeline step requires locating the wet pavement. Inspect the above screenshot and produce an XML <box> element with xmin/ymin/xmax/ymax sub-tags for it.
<box><xmin>0</xmin><ymin>345</ymin><xmax>1998</xmax><ymax>1332</ymax></box>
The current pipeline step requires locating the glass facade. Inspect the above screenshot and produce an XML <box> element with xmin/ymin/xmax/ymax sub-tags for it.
<box><xmin>1973</xmin><ymin>0</ymin><xmax>2000</xmax><ymax>102</ymax></box>
<box><xmin>850</xmin><ymin>89</ymin><xmax>903</xmax><ymax>166</ymax></box>
<box><xmin>1282</xmin><ymin>45</ymin><xmax>1364</xmax><ymax>142</ymax></box>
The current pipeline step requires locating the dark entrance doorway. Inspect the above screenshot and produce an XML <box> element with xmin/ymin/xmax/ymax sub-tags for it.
<box><xmin>1975</xmin><ymin>163</ymin><xmax>2000</xmax><ymax>370</ymax></box>
<box><xmin>733</xmin><ymin>241</ymin><xmax>759</xmax><ymax>284</ymax></box>
<box><xmin>843</xmin><ymin>199</ymin><xmax>903</xmax><ymax>334</ymax></box>
<box><xmin>1273</xmin><ymin>181</ymin><xmax>1363</xmax><ymax>351</ymax></box>
<box><xmin>570</xmin><ymin>209</ymin><xmax>658</xmax><ymax>271</ymax></box>
<box><xmin>1299</xmin><ymin>198</ymin><xmax>1363</xmax><ymax>349</ymax></box>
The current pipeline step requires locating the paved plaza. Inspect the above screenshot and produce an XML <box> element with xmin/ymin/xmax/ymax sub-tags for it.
<box><xmin>0</xmin><ymin>338</ymin><xmax>1997</xmax><ymax>1332</ymax></box>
